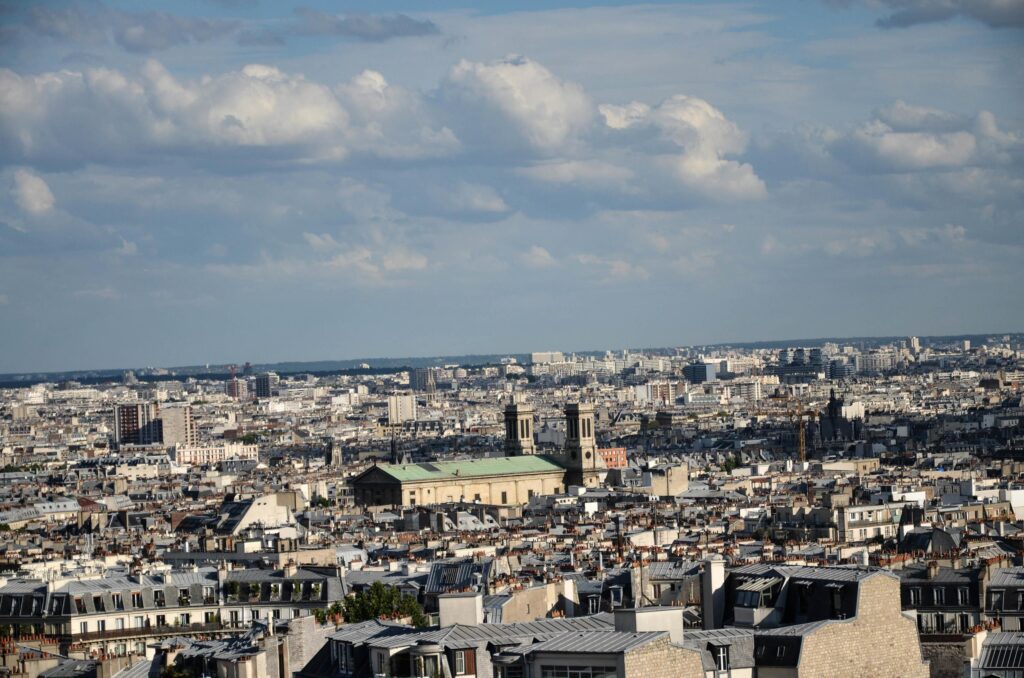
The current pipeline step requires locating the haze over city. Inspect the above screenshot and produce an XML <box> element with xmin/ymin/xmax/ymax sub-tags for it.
<box><xmin>1</xmin><ymin>0</ymin><xmax>1021</xmax><ymax>373</ymax></box>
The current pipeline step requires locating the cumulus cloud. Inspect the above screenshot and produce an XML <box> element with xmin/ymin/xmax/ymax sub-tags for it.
<box><xmin>600</xmin><ymin>95</ymin><xmax>766</xmax><ymax>200</ymax></box>
<box><xmin>0</xmin><ymin>61</ymin><xmax>349</xmax><ymax>166</ymax></box>
<box><xmin>831</xmin><ymin>104</ymin><xmax>1021</xmax><ymax>172</ymax></box>
<box><xmin>442</xmin><ymin>55</ymin><xmax>593</xmax><ymax>152</ymax></box>
<box><xmin>336</xmin><ymin>70</ymin><xmax>459</xmax><ymax>160</ymax></box>
<box><xmin>0</xmin><ymin>61</ymin><xmax>461</xmax><ymax>168</ymax></box>
<box><xmin>11</xmin><ymin>169</ymin><xmax>55</xmax><ymax>214</ymax></box>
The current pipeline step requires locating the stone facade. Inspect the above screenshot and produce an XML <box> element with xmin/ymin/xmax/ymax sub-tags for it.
<box><xmin>796</xmin><ymin>573</ymin><xmax>930</xmax><ymax>678</ymax></box>
<box><xmin>622</xmin><ymin>636</ymin><xmax>704</xmax><ymax>678</ymax></box>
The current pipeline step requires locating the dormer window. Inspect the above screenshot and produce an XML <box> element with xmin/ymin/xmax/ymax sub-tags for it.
<box><xmin>711</xmin><ymin>644</ymin><xmax>730</xmax><ymax>671</ymax></box>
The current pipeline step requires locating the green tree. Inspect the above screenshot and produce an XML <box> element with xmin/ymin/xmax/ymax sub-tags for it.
<box><xmin>342</xmin><ymin>582</ymin><xmax>428</xmax><ymax>628</ymax></box>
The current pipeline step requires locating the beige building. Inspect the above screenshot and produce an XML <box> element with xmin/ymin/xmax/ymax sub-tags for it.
<box><xmin>351</xmin><ymin>456</ymin><xmax>566</xmax><ymax>507</ymax></box>
<box><xmin>171</xmin><ymin>442</ymin><xmax>258</xmax><ymax>466</ymax></box>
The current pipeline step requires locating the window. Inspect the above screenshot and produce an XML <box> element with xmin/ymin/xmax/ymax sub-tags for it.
<box><xmin>540</xmin><ymin>666</ymin><xmax>617</xmax><ymax>678</ymax></box>
<box><xmin>501</xmin><ymin>491</ymin><xmax>508</xmax><ymax>504</ymax></box>
<box><xmin>97</xmin><ymin>620</ymin><xmax>106</xmax><ymax>632</ymax></box>
<box><xmin>991</xmin><ymin>591</ymin><xmax>1005</xmax><ymax>611</ymax></box>
<box><xmin>1018</xmin><ymin>592</ymin><xmax>1024</xmax><ymax>611</ymax></box>
<box><xmin>455</xmin><ymin>650</ymin><xmax>466</xmax><ymax>674</ymax></box>
<box><xmin>831</xmin><ymin>587</ymin><xmax>843</xmax><ymax>617</ymax></box>
<box><xmin>777</xmin><ymin>646</ymin><xmax>786</xmax><ymax>658</ymax></box>
<box><xmin>959</xmin><ymin>588</ymin><xmax>970</xmax><ymax>606</ymax></box>
<box><xmin>116</xmin><ymin>618</ymin><xmax>125</xmax><ymax>630</ymax></box>
<box><xmin>131</xmin><ymin>592</ymin><xmax>142</xmax><ymax>607</ymax></box>
<box><xmin>133</xmin><ymin>616</ymin><xmax>143</xmax><ymax>629</ymax></box>
<box><xmin>934</xmin><ymin>588</ymin><xmax>945</xmax><ymax>605</ymax></box>
<box><xmin>79</xmin><ymin>621</ymin><xmax>88</xmax><ymax>634</ymax></box>
<box><xmin>135</xmin><ymin>642</ymin><xmax>145</xmax><ymax>656</ymax></box>
<box><xmin>960</xmin><ymin>613</ymin><xmax>971</xmax><ymax>632</ymax></box>
<box><xmin>714</xmin><ymin>645</ymin><xmax>730</xmax><ymax>671</ymax></box>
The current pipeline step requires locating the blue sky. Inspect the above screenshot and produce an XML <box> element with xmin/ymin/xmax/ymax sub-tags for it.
<box><xmin>0</xmin><ymin>0</ymin><xmax>1021</xmax><ymax>372</ymax></box>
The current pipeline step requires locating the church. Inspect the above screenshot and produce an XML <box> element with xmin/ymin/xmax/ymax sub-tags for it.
<box><xmin>351</xmin><ymin>402</ymin><xmax>608</xmax><ymax>507</ymax></box>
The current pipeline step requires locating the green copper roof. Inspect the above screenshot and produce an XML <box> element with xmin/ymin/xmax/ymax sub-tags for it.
<box><xmin>376</xmin><ymin>455</ymin><xmax>564</xmax><ymax>482</ymax></box>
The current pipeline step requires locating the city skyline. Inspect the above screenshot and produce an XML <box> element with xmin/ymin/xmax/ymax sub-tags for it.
<box><xmin>1</xmin><ymin>0</ymin><xmax>1021</xmax><ymax>373</ymax></box>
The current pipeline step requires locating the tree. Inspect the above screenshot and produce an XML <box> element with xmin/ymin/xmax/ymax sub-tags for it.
<box><xmin>343</xmin><ymin>582</ymin><xmax>428</xmax><ymax>628</ymax></box>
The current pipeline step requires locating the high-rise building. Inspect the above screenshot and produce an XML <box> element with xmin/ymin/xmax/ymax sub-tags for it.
<box><xmin>113</xmin><ymin>403</ymin><xmax>161</xmax><ymax>446</ymax></box>
<box><xmin>254</xmin><ymin>372</ymin><xmax>279</xmax><ymax>399</ymax></box>
<box><xmin>388</xmin><ymin>394</ymin><xmax>417</xmax><ymax>424</ymax></box>
<box><xmin>226</xmin><ymin>378</ymin><xmax>247</xmax><ymax>400</ymax></box>
<box><xmin>829</xmin><ymin>359</ymin><xmax>856</xmax><ymax>380</ymax></box>
<box><xmin>504</xmin><ymin>402</ymin><xmax>535</xmax><ymax>456</ymax></box>
<box><xmin>161</xmin><ymin>403</ymin><xmax>196</xmax><ymax>447</ymax></box>
<box><xmin>908</xmin><ymin>336</ymin><xmax>921</xmax><ymax>354</ymax></box>
<box><xmin>683</xmin><ymin>363</ymin><xmax>717</xmax><ymax>384</ymax></box>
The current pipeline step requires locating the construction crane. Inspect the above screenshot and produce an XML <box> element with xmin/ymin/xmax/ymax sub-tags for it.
<box><xmin>792</xmin><ymin>409</ymin><xmax>818</xmax><ymax>463</ymax></box>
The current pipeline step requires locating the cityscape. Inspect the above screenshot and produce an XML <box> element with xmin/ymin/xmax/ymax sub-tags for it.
<box><xmin>1</xmin><ymin>1</ymin><xmax>1023</xmax><ymax>678</ymax></box>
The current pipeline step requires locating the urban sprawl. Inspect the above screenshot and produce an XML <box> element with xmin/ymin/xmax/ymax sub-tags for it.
<box><xmin>1</xmin><ymin>334</ymin><xmax>1023</xmax><ymax>678</ymax></box>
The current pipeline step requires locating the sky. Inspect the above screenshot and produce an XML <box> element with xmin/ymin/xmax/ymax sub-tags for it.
<box><xmin>0</xmin><ymin>0</ymin><xmax>1021</xmax><ymax>373</ymax></box>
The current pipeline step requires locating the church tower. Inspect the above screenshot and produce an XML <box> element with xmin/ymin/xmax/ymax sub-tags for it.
<box><xmin>563</xmin><ymin>402</ymin><xmax>602</xmax><ymax>486</ymax></box>
<box><xmin>504</xmin><ymin>402</ymin><xmax>535</xmax><ymax>456</ymax></box>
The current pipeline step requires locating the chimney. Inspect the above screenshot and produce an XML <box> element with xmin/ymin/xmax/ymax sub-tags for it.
<box><xmin>926</xmin><ymin>561</ymin><xmax>939</xmax><ymax>579</ymax></box>
<box><xmin>702</xmin><ymin>555</ymin><xmax>726</xmax><ymax>630</ymax></box>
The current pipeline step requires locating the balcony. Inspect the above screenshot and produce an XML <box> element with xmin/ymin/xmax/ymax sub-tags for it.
<box><xmin>72</xmin><ymin>621</ymin><xmax>241</xmax><ymax>643</ymax></box>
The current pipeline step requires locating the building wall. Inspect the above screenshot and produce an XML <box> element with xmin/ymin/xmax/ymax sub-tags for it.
<box><xmin>621</xmin><ymin>636</ymin><xmax>704</xmax><ymax>678</ymax></box>
<box><xmin>796</xmin><ymin>574</ymin><xmax>929</xmax><ymax>678</ymax></box>
<box><xmin>400</xmin><ymin>472</ymin><xmax>565</xmax><ymax>507</ymax></box>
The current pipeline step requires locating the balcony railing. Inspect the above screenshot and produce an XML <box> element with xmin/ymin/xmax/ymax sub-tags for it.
<box><xmin>72</xmin><ymin>621</ymin><xmax>242</xmax><ymax>643</ymax></box>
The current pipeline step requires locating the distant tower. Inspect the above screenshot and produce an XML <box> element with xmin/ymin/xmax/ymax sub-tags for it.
<box><xmin>504</xmin><ymin>402</ymin><xmax>535</xmax><ymax>456</ymax></box>
<box><xmin>563</xmin><ymin>402</ymin><xmax>601</xmax><ymax>487</ymax></box>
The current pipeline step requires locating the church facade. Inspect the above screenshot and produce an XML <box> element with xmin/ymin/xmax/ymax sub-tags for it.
<box><xmin>351</xmin><ymin>401</ymin><xmax>610</xmax><ymax>507</ymax></box>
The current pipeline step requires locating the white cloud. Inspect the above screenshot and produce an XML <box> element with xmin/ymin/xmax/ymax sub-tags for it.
<box><xmin>827</xmin><ymin>104</ymin><xmax>1020</xmax><ymax>173</ymax></box>
<box><xmin>574</xmin><ymin>253</ymin><xmax>649</xmax><ymax>281</ymax></box>
<box><xmin>442</xmin><ymin>55</ymin><xmax>593</xmax><ymax>152</ymax></box>
<box><xmin>875</xmin><ymin>100</ymin><xmax>965</xmax><ymax>132</ymax></box>
<box><xmin>443</xmin><ymin>182</ymin><xmax>508</xmax><ymax>214</ymax></box>
<box><xmin>11</xmin><ymin>169</ymin><xmax>55</xmax><ymax>214</ymax></box>
<box><xmin>601</xmin><ymin>95</ymin><xmax>766</xmax><ymax>200</ymax></box>
<box><xmin>522</xmin><ymin>245</ymin><xmax>556</xmax><ymax>268</ymax></box>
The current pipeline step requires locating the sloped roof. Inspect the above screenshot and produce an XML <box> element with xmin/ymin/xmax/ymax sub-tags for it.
<box><xmin>364</xmin><ymin>456</ymin><xmax>564</xmax><ymax>483</ymax></box>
